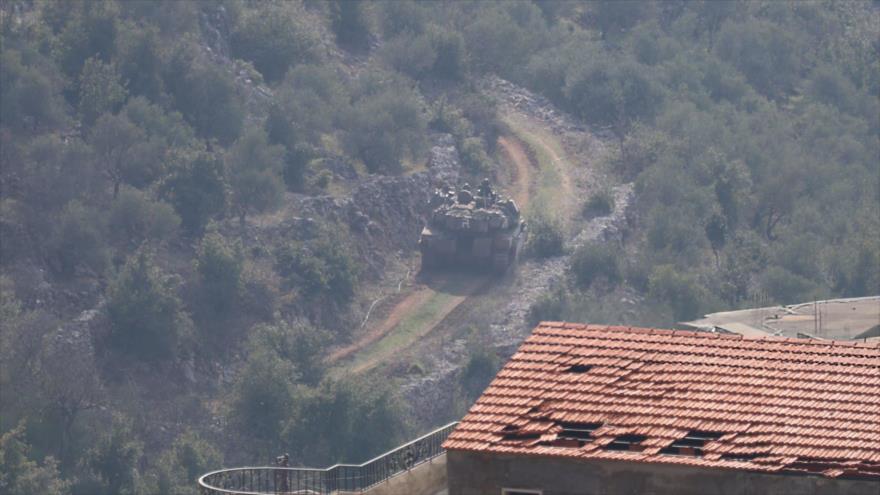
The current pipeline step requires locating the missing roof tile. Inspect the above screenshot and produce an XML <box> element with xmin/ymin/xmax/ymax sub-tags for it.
<box><xmin>660</xmin><ymin>430</ymin><xmax>724</xmax><ymax>456</ymax></box>
<box><xmin>564</xmin><ymin>364</ymin><xmax>592</xmax><ymax>373</ymax></box>
<box><xmin>721</xmin><ymin>453</ymin><xmax>763</xmax><ymax>462</ymax></box>
<box><xmin>558</xmin><ymin>422</ymin><xmax>602</xmax><ymax>441</ymax></box>
<box><xmin>501</xmin><ymin>425</ymin><xmax>540</xmax><ymax>441</ymax></box>
<box><xmin>605</xmin><ymin>434</ymin><xmax>648</xmax><ymax>452</ymax></box>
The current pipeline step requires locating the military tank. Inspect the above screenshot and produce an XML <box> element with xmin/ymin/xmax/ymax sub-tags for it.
<box><xmin>419</xmin><ymin>179</ymin><xmax>526</xmax><ymax>273</ymax></box>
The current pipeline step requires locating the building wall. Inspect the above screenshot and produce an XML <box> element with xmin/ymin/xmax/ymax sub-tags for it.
<box><xmin>356</xmin><ymin>453</ymin><xmax>447</xmax><ymax>495</ymax></box>
<box><xmin>447</xmin><ymin>451</ymin><xmax>879</xmax><ymax>495</ymax></box>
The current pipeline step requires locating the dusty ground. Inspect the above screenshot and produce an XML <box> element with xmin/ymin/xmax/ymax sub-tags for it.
<box><xmin>327</xmin><ymin>77</ymin><xmax>631</xmax><ymax>431</ymax></box>
<box><xmin>496</xmin><ymin>135</ymin><xmax>531</xmax><ymax>207</ymax></box>
<box><xmin>683</xmin><ymin>296</ymin><xmax>880</xmax><ymax>340</ymax></box>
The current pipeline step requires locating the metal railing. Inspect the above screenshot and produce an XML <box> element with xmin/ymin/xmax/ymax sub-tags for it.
<box><xmin>198</xmin><ymin>422</ymin><xmax>458</xmax><ymax>494</ymax></box>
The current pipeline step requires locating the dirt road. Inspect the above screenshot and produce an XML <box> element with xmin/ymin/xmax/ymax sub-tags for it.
<box><xmin>328</xmin><ymin>113</ymin><xmax>577</xmax><ymax>375</ymax></box>
<box><xmin>497</xmin><ymin>135</ymin><xmax>531</xmax><ymax>207</ymax></box>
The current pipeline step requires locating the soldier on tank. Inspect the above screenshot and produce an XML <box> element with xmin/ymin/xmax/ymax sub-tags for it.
<box><xmin>458</xmin><ymin>183</ymin><xmax>473</xmax><ymax>204</ymax></box>
<box><xmin>478</xmin><ymin>178</ymin><xmax>495</xmax><ymax>203</ymax></box>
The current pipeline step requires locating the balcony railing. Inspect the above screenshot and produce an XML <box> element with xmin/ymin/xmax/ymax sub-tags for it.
<box><xmin>198</xmin><ymin>422</ymin><xmax>457</xmax><ymax>495</ymax></box>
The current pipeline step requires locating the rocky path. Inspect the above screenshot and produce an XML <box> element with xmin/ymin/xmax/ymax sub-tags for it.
<box><xmin>496</xmin><ymin>135</ymin><xmax>532</xmax><ymax>207</ymax></box>
<box><xmin>398</xmin><ymin>78</ymin><xmax>633</xmax><ymax>427</ymax></box>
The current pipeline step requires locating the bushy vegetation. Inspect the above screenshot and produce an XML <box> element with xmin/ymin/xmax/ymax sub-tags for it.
<box><xmin>526</xmin><ymin>213</ymin><xmax>565</xmax><ymax>258</ymax></box>
<box><xmin>1</xmin><ymin>1</ymin><xmax>877</xmax><ymax>492</ymax></box>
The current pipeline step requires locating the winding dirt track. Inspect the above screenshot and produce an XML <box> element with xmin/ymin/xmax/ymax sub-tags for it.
<box><xmin>497</xmin><ymin>135</ymin><xmax>531</xmax><ymax>207</ymax></box>
<box><xmin>327</xmin><ymin>287</ymin><xmax>436</xmax><ymax>364</ymax></box>
<box><xmin>327</xmin><ymin>129</ymin><xmax>558</xmax><ymax>373</ymax></box>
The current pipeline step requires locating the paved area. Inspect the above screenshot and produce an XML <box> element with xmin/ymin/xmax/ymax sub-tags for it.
<box><xmin>682</xmin><ymin>296</ymin><xmax>880</xmax><ymax>340</ymax></box>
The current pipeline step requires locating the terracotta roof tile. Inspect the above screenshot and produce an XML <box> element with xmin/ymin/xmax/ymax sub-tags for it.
<box><xmin>445</xmin><ymin>322</ymin><xmax>880</xmax><ymax>479</ymax></box>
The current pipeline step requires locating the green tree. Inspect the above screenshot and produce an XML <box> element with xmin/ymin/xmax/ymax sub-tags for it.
<box><xmin>430</xmin><ymin>28</ymin><xmax>466</xmax><ymax>80</ymax></box>
<box><xmin>47</xmin><ymin>201</ymin><xmax>108</xmax><ymax>279</ymax></box>
<box><xmin>460</xmin><ymin>346</ymin><xmax>498</xmax><ymax>399</ymax></box>
<box><xmin>108</xmin><ymin>189</ymin><xmax>180</xmax><ymax>248</ymax></box>
<box><xmin>250</xmin><ymin>321</ymin><xmax>330</xmax><ymax>386</ymax></box>
<box><xmin>78</xmin><ymin>57</ymin><xmax>127</xmax><ymax>126</ymax></box>
<box><xmin>564</xmin><ymin>55</ymin><xmax>664</xmax><ymax>143</ymax></box>
<box><xmin>164</xmin><ymin>45</ymin><xmax>243</xmax><ymax>144</ymax></box>
<box><xmin>570</xmin><ymin>242</ymin><xmax>621</xmax><ymax>289</ymax></box>
<box><xmin>0</xmin><ymin>424</ymin><xmax>68</xmax><ymax>495</ymax></box>
<box><xmin>105</xmin><ymin>251</ymin><xmax>191</xmax><ymax>361</ymax></box>
<box><xmin>463</xmin><ymin>3</ymin><xmax>546</xmax><ymax>76</ymax></box>
<box><xmin>161</xmin><ymin>151</ymin><xmax>227</xmax><ymax>235</ymax></box>
<box><xmin>195</xmin><ymin>232</ymin><xmax>242</xmax><ymax>316</ymax></box>
<box><xmin>116</xmin><ymin>25</ymin><xmax>164</xmax><ymax>101</ymax></box>
<box><xmin>715</xmin><ymin>18</ymin><xmax>804</xmax><ymax>100</ymax></box>
<box><xmin>153</xmin><ymin>431</ymin><xmax>222</xmax><ymax>495</ymax></box>
<box><xmin>0</xmin><ymin>49</ymin><xmax>67</xmax><ymax>131</ymax></box>
<box><xmin>228</xmin><ymin>333</ymin><xmax>297</xmax><ymax>447</ymax></box>
<box><xmin>36</xmin><ymin>329</ymin><xmax>104</xmax><ymax>466</ymax></box>
<box><xmin>230</xmin><ymin>4</ymin><xmax>319</xmax><ymax>83</ymax></box>
<box><xmin>528</xmin><ymin>288</ymin><xmax>568</xmax><ymax>327</ymax></box>
<box><xmin>344</xmin><ymin>78</ymin><xmax>427</xmax><ymax>173</ymax></box>
<box><xmin>284</xmin><ymin>377</ymin><xmax>403</xmax><ymax>464</ymax></box>
<box><xmin>760</xmin><ymin>266</ymin><xmax>817</xmax><ymax>305</ymax></box>
<box><xmin>53</xmin><ymin>0</ymin><xmax>119</xmax><ymax>76</ymax></box>
<box><xmin>122</xmin><ymin>96</ymin><xmax>196</xmax><ymax>150</ymax></box>
<box><xmin>526</xmin><ymin>213</ymin><xmax>564</xmax><ymax>258</ymax></box>
<box><xmin>330</xmin><ymin>0</ymin><xmax>372</xmax><ymax>49</ymax></box>
<box><xmin>647</xmin><ymin>265</ymin><xmax>706</xmax><ymax>321</ymax></box>
<box><xmin>275</xmin><ymin>232</ymin><xmax>358</xmax><ymax>305</ymax></box>
<box><xmin>227</xmin><ymin>129</ymin><xmax>285</xmax><ymax>226</ymax></box>
<box><xmin>89</xmin><ymin>113</ymin><xmax>143</xmax><ymax>198</ymax></box>
<box><xmin>380</xmin><ymin>0</ymin><xmax>427</xmax><ymax>37</ymax></box>
<box><xmin>81</xmin><ymin>414</ymin><xmax>143</xmax><ymax>495</ymax></box>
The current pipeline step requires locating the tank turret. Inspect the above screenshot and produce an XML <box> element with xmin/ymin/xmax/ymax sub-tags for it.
<box><xmin>419</xmin><ymin>181</ymin><xmax>526</xmax><ymax>273</ymax></box>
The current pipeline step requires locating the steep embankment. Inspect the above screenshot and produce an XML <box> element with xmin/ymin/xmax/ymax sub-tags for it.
<box><xmin>326</xmin><ymin>97</ymin><xmax>550</xmax><ymax>377</ymax></box>
<box><xmin>397</xmin><ymin>78</ymin><xmax>634</xmax><ymax>427</ymax></box>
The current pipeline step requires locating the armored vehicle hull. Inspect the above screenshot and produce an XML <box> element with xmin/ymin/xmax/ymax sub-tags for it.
<box><xmin>419</xmin><ymin>182</ymin><xmax>526</xmax><ymax>273</ymax></box>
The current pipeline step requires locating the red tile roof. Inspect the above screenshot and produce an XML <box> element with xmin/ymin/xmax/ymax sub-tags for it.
<box><xmin>444</xmin><ymin>322</ymin><xmax>880</xmax><ymax>479</ymax></box>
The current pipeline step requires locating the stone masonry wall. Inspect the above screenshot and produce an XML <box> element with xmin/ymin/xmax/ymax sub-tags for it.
<box><xmin>447</xmin><ymin>451</ymin><xmax>879</xmax><ymax>495</ymax></box>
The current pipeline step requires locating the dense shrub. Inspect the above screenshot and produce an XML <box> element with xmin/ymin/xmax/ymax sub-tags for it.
<box><xmin>47</xmin><ymin>201</ymin><xmax>108</xmax><ymax>279</ymax></box>
<box><xmin>164</xmin><ymin>45</ymin><xmax>243</xmax><ymax>143</ymax></box>
<box><xmin>108</xmin><ymin>189</ymin><xmax>180</xmax><ymax>248</ymax></box>
<box><xmin>329</xmin><ymin>0</ymin><xmax>372</xmax><ymax>49</ymax></box>
<box><xmin>161</xmin><ymin>151</ymin><xmax>227</xmax><ymax>234</ymax></box>
<box><xmin>227</xmin><ymin>129</ymin><xmax>285</xmax><ymax>225</ymax></box>
<box><xmin>105</xmin><ymin>251</ymin><xmax>191</xmax><ymax>360</ymax></box>
<box><xmin>570</xmin><ymin>242</ymin><xmax>621</xmax><ymax>289</ymax></box>
<box><xmin>153</xmin><ymin>431</ymin><xmax>222</xmax><ymax>495</ymax></box>
<box><xmin>230</xmin><ymin>5</ymin><xmax>319</xmax><ymax>83</ymax></box>
<box><xmin>647</xmin><ymin>265</ymin><xmax>705</xmax><ymax>321</ymax></box>
<box><xmin>527</xmin><ymin>289</ymin><xmax>567</xmax><ymax>327</ymax></box>
<box><xmin>344</xmin><ymin>78</ymin><xmax>426</xmax><ymax>173</ymax></box>
<box><xmin>582</xmin><ymin>190</ymin><xmax>615</xmax><ymax>219</ymax></box>
<box><xmin>275</xmin><ymin>232</ymin><xmax>358</xmax><ymax>305</ymax></box>
<box><xmin>195</xmin><ymin>232</ymin><xmax>242</xmax><ymax>316</ymax></box>
<box><xmin>526</xmin><ymin>214</ymin><xmax>564</xmax><ymax>258</ymax></box>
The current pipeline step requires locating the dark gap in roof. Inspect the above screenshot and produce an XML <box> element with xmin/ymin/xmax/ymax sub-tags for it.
<box><xmin>660</xmin><ymin>430</ymin><xmax>724</xmax><ymax>456</ymax></box>
<box><xmin>564</xmin><ymin>364</ymin><xmax>592</xmax><ymax>373</ymax></box>
<box><xmin>500</xmin><ymin>425</ymin><xmax>540</xmax><ymax>441</ymax></box>
<box><xmin>558</xmin><ymin>422</ymin><xmax>602</xmax><ymax>440</ymax></box>
<box><xmin>502</xmin><ymin>431</ymin><xmax>540</xmax><ymax>441</ymax></box>
<box><xmin>605</xmin><ymin>434</ymin><xmax>647</xmax><ymax>452</ymax></box>
<box><xmin>721</xmin><ymin>452</ymin><xmax>763</xmax><ymax>462</ymax></box>
<box><xmin>539</xmin><ymin>421</ymin><xmax>603</xmax><ymax>448</ymax></box>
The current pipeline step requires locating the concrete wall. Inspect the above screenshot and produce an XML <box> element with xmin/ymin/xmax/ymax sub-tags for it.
<box><xmin>447</xmin><ymin>451</ymin><xmax>880</xmax><ymax>495</ymax></box>
<box><xmin>358</xmin><ymin>453</ymin><xmax>447</xmax><ymax>495</ymax></box>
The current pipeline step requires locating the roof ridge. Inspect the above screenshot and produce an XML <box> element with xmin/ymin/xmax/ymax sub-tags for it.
<box><xmin>536</xmin><ymin>321</ymin><xmax>880</xmax><ymax>349</ymax></box>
